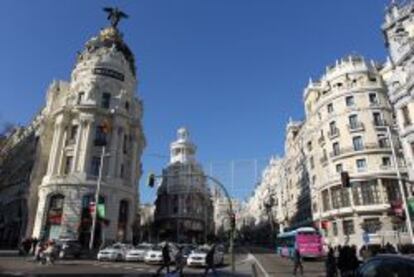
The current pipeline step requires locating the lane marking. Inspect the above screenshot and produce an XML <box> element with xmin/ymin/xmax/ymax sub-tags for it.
<box><xmin>248</xmin><ymin>252</ymin><xmax>270</xmax><ymax>277</ymax></box>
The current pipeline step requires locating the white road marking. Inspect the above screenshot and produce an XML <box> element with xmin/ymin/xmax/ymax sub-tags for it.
<box><xmin>248</xmin><ymin>253</ymin><xmax>270</xmax><ymax>277</ymax></box>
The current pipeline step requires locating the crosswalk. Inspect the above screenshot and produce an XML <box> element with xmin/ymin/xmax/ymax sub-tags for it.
<box><xmin>92</xmin><ymin>261</ymin><xmax>153</xmax><ymax>272</ymax></box>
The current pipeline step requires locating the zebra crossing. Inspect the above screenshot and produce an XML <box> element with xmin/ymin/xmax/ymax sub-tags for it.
<box><xmin>92</xmin><ymin>261</ymin><xmax>153</xmax><ymax>272</ymax></box>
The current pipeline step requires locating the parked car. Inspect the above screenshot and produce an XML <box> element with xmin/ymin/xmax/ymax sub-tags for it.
<box><xmin>144</xmin><ymin>243</ymin><xmax>178</xmax><ymax>265</ymax></box>
<box><xmin>125</xmin><ymin>243</ymin><xmax>152</xmax><ymax>262</ymax></box>
<box><xmin>187</xmin><ymin>246</ymin><xmax>224</xmax><ymax>267</ymax></box>
<box><xmin>97</xmin><ymin>243</ymin><xmax>133</xmax><ymax>261</ymax></box>
<box><xmin>356</xmin><ymin>254</ymin><xmax>414</xmax><ymax>277</ymax></box>
<box><xmin>57</xmin><ymin>239</ymin><xmax>82</xmax><ymax>259</ymax></box>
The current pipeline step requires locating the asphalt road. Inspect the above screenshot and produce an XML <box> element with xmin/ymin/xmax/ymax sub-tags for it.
<box><xmin>246</xmin><ymin>246</ymin><xmax>326</xmax><ymax>277</ymax></box>
<box><xmin>0</xmin><ymin>252</ymin><xmax>253</xmax><ymax>276</ymax></box>
<box><xmin>0</xmin><ymin>248</ymin><xmax>326</xmax><ymax>276</ymax></box>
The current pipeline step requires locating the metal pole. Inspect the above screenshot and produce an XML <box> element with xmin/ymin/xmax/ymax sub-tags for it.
<box><xmin>386</xmin><ymin>126</ymin><xmax>414</xmax><ymax>244</ymax></box>
<box><xmin>89</xmin><ymin>146</ymin><xmax>106</xmax><ymax>250</ymax></box>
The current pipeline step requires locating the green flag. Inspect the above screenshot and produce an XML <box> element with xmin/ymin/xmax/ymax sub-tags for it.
<box><xmin>97</xmin><ymin>203</ymin><xmax>105</xmax><ymax>219</ymax></box>
<box><xmin>408</xmin><ymin>198</ymin><xmax>414</xmax><ymax>217</ymax></box>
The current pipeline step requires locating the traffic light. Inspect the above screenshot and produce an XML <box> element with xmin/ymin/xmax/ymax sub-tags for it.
<box><xmin>230</xmin><ymin>213</ymin><xmax>236</xmax><ymax>229</ymax></box>
<box><xmin>147</xmin><ymin>173</ymin><xmax>156</xmax><ymax>188</ymax></box>
<box><xmin>341</xmin><ymin>171</ymin><xmax>351</xmax><ymax>188</ymax></box>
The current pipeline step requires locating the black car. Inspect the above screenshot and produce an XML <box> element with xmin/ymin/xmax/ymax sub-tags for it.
<box><xmin>356</xmin><ymin>254</ymin><xmax>414</xmax><ymax>277</ymax></box>
<box><xmin>57</xmin><ymin>239</ymin><xmax>83</xmax><ymax>259</ymax></box>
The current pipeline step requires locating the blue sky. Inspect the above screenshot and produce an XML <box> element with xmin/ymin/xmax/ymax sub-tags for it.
<box><xmin>0</xmin><ymin>0</ymin><xmax>390</xmax><ymax>203</ymax></box>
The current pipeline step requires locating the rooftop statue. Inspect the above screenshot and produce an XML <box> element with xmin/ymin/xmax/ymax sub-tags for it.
<box><xmin>103</xmin><ymin>7</ymin><xmax>128</xmax><ymax>28</ymax></box>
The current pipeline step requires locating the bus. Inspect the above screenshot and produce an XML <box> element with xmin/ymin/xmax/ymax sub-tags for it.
<box><xmin>276</xmin><ymin>227</ymin><xmax>324</xmax><ymax>258</ymax></box>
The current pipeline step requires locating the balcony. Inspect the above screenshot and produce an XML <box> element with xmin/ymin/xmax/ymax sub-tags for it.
<box><xmin>348</xmin><ymin>122</ymin><xmax>365</xmax><ymax>133</ymax></box>
<box><xmin>328</xmin><ymin>128</ymin><xmax>340</xmax><ymax>139</ymax></box>
<box><xmin>329</xmin><ymin>143</ymin><xmax>391</xmax><ymax>159</ymax></box>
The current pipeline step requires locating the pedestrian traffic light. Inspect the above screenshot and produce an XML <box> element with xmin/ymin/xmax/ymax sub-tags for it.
<box><xmin>341</xmin><ymin>171</ymin><xmax>351</xmax><ymax>188</ymax></box>
<box><xmin>147</xmin><ymin>173</ymin><xmax>156</xmax><ymax>188</ymax></box>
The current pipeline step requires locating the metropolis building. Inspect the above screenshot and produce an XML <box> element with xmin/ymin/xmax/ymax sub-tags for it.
<box><xmin>154</xmin><ymin>128</ymin><xmax>214</xmax><ymax>243</ymax></box>
<box><xmin>24</xmin><ymin>15</ymin><xmax>146</xmax><ymax>245</ymax></box>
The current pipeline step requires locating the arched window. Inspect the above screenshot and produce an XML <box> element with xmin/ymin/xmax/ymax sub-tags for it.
<box><xmin>44</xmin><ymin>194</ymin><xmax>65</xmax><ymax>240</ymax></box>
<box><xmin>117</xmin><ymin>200</ymin><xmax>129</xmax><ymax>241</ymax></box>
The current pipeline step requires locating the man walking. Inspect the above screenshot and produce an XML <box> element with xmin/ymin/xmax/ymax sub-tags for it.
<box><xmin>203</xmin><ymin>244</ymin><xmax>218</xmax><ymax>277</ymax></box>
<box><xmin>292</xmin><ymin>248</ymin><xmax>304</xmax><ymax>276</ymax></box>
<box><xmin>155</xmin><ymin>242</ymin><xmax>171</xmax><ymax>276</ymax></box>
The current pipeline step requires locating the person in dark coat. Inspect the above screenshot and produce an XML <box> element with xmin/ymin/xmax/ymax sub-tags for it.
<box><xmin>203</xmin><ymin>244</ymin><xmax>218</xmax><ymax>277</ymax></box>
<box><xmin>31</xmin><ymin>237</ymin><xmax>39</xmax><ymax>255</ymax></box>
<box><xmin>292</xmin><ymin>248</ymin><xmax>304</xmax><ymax>276</ymax></box>
<box><xmin>325</xmin><ymin>247</ymin><xmax>337</xmax><ymax>277</ymax></box>
<box><xmin>155</xmin><ymin>242</ymin><xmax>171</xmax><ymax>276</ymax></box>
<box><xmin>174</xmin><ymin>246</ymin><xmax>185</xmax><ymax>276</ymax></box>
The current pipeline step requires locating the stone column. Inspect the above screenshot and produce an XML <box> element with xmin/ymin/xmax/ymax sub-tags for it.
<box><xmin>108</xmin><ymin>122</ymin><xmax>120</xmax><ymax>178</ymax></box>
<box><xmin>32</xmin><ymin>189</ymin><xmax>48</xmax><ymax>238</ymax></box>
<box><xmin>378</xmin><ymin>178</ymin><xmax>386</xmax><ymax>204</ymax></box>
<box><xmin>130</xmin><ymin>139</ymin><xmax>138</xmax><ymax>186</ymax></box>
<box><xmin>72</xmin><ymin>119</ymin><xmax>85</xmax><ymax>172</ymax></box>
<box><xmin>48</xmin><ymin>120</ymin><xmax>65</xmax><ymax>175</ymax></box>
<box><xmin>80</xmin><ymin>118</ymin><xmax>95</xmax><ymax>173</ymax></box>
<box><xmin>57</xmin><ymin>128</ymin><xmax>68</xmax><ymax>175</ymax></box>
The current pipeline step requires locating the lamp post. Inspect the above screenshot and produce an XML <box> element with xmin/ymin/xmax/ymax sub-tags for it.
<box><xmin>148</xmin><ymin>172</ymin><xmax>236</xmax><ymax>273</ymax></box>
<box><xmin>89</xmin><ymin>119</ymin><xmax>111</xmax><ymax>250</ymax></box>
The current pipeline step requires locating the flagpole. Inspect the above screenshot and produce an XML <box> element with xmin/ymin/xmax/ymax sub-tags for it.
<box><xmin>89</xmin><ymin>145</ymin><xmax>106</xmax><ymax>250</ymax></box>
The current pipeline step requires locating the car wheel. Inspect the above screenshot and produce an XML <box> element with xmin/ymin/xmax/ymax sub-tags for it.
<box><xmin>116</xmin><ymin>254</ymin><xmax>122</xmax><ymax>262</ymax></box>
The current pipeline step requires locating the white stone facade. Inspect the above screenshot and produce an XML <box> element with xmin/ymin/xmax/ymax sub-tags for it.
<box><xmin>31</xmin><ymin>25</ymin><xmax>145</xmax><ymax>246</ymax></box>
<box><xmin>154</xmin><ymin>128</ymin><xmax>213</xmax><ymax>243</ymax></box>
<box><xmin>383</xmin><ymin>2</ymin><xmax>414</xmax><ymax>182</ymax></box>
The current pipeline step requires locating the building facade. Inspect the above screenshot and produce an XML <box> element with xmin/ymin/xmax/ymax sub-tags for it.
<box><xmin>383</xmin><ymin>2</ymin><xmax>414</xmax><ymax>183</ymax></box>
<box><xmin>154</xmin><ymin>128</ymin><xmax>214</xmax><ymax>243</ymax></box>
<box><xmin>28</xmin><ymin>20</ymin><xmax>146</xmax><ymax>246</ymax></box>
<box><xmin>303</xmin><ymin>55</ymin><xmax>410</xmax><ymax>247</ymax></box>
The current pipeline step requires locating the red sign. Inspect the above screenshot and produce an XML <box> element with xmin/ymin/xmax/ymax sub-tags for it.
<box><xmin>391</xmin><ymin>200</ymin><xmax>403</xmax><ymax>217</ymax></box>
<box><xmin>48</xmin><ymin>214</ymin><xmax>62</xmax><ymax>225</ymax></box>
<box><xmin>89</xmin><ymin>202</ymin><xmax>96</xmax><ymax>215</ymax></box>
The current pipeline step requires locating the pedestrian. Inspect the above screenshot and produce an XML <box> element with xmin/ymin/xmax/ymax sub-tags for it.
<box><xmin>203</xmin><ymin>244</ymin><xmax>218</xmax><ymax>277</ymax></box>
<box><xmin>325</xmin><ymin>247</ymin><xmax>337</xmax><ymax>277</ymax></box>
<box><xmin>31</xmin><ymin>237</ymin><xmax>39</xmax><ymax>255</ymax></box>
<box><xmin>154</xmin><ymin>242</ymin><xmax>171</xmax><ymax>276</ymax></box>
<box><xmin>337</xmin><ymin>245</ymin><xmax>345</xmax><ymax>277</ymax></box>
<box><xmin>174</xmin><ymin>246</ymin><xmax>185</xmax><ymax>276</ymax></box>
<box><xmin>292</xmin><ymin>248</ymin><xmax>304</xmax><ymax>276</ymax></box>
<box><xmin>42</xmin><ymin>240</ymin><xmax>56</xmax><ymax>265</ymax></box>
<box><xmin>33</xmin><ymin>241</ymin><xmax>44</xmax><ymax>262</ymax></box>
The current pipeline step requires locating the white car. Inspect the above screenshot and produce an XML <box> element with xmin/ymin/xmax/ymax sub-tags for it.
<box><xmin>144</xmin><ymin>244</ymin><xmax>178</xmax><ymax>265</ymax></box>
<box><xmin>144</xmin><ymin>245</ymin><xmax>164</xmax><ymax>264</ymax></box>
<box><xmin>97</xmin><ymin>243</ymin><xmax>133</xmax><ymax>261</ymax></box>
<box><xmin>187</xmin><ymin>246</ymin><xmax>224</xmax><ymax>267</ymax></box>
<box><xmin>125</xmin><ymin>244</ymin><xmax>152</xmax><ymax>262</ymax></box>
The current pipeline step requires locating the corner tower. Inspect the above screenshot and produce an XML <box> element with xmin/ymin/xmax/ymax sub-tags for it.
<box><xmin>32</xmin><ymin>8</ymin><xmax>146</xmax><ymax>246</ymax></box>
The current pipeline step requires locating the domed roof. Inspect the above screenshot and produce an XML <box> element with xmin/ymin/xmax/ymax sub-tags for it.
<box><xmin>83</xmin><ymin>26</ymin><xmax>136</xmax><ymax>76</ymax></box>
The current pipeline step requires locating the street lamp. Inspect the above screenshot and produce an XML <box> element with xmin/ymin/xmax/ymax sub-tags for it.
<box><xmin>147</xmin><ymin>172</ymin><xmax>237</xmax><ymax>273</ymax></box>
